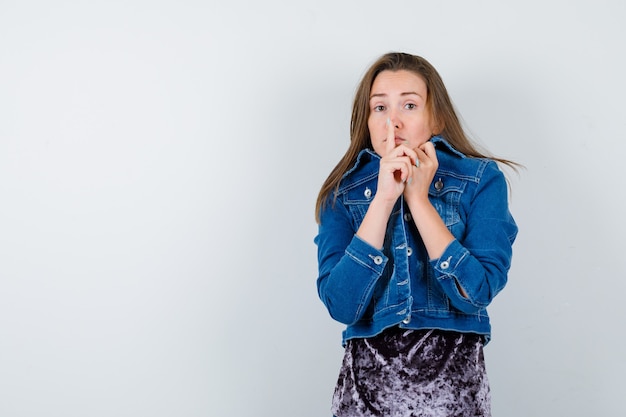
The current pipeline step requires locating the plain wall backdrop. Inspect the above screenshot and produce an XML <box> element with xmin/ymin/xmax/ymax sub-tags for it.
<box><xmin>1</xmin><ymin>1</ymin><xmax>624</xmax><ymax>416</ymax></box>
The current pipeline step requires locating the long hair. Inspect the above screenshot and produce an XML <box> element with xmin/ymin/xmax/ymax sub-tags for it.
<box><xmin>315</xmin><ymin>52</ymin><xmax>517</xmax><ymax>223</ymax></box>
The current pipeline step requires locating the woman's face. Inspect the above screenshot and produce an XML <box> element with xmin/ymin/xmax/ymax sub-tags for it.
<box><xmin>368</xmin><ymin>70</ymin><xmax>435</xmax><ymax>157</ymax></box>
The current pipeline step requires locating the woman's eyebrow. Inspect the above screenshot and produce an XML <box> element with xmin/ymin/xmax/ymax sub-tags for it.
<box><xmin>370</xmin><ymin>91</ymin><xmax>423</xmax><ymax>99</ymax></box>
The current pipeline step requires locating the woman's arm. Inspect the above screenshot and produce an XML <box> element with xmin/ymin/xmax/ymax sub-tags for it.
<box><xmin>406</xmin><ymin>158</ymin><xmax>517</xmax><ymax>313</ymax></box>
<box><xmin>316</xmin><ymin>122</ymin><xmax>419</xmax><ymax>324</ymax></box>
<box><xmin>315</xmin><ymin>198</ymin><xmax>390</xmax><ymax>325</ymax></box>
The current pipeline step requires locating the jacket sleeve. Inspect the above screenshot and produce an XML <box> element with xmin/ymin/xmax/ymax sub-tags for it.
<box><xmin>429</xmin><ymin>161</ymin><xmax>518</xmax><ymax>314</ymax></box>
<box><xmin>314</xmin><ymin>197</ymin><xmax>388</xmax><ymax>325</ymax></box>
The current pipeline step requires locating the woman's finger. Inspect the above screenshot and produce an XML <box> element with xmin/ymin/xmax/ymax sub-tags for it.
<box><xmin>381</xmin><ymin>157</ymin><xmax>414</xmax><ymax>182</ymax></box>
<box><xmin>385</xmin><ymin>117</ymin><xmax>396</xmax><ymax>155</ymax></box>
<box><xmin>419</xmin><ymin>141</ymin><xmax>436</xmax><ymax>157</ymax></box>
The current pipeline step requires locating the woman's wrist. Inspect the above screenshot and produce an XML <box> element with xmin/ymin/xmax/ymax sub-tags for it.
<box><xmin>356</xmin><ymin>195</ymin><xmax>397</xmax><ymax>249</ymax></box>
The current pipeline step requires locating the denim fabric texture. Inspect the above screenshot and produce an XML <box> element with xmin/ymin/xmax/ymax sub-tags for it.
<box><xmin>315</xmin><ymin>136</ymin><xmax>518</xmax><ymax>346</ymax></box>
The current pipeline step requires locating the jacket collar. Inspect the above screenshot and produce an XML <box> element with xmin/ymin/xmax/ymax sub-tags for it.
<box><xmin>343</xmin><ymin>135</ymin><xmax>464</xmax><ymax>180</ymax></box>
<box><xmin>430</xmin><ymin>135</ymin><xmax>466</xmax><ymax>158</ymax></box>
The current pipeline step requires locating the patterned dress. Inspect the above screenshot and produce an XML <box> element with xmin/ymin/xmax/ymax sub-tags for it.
<box><xmin>332</xmin><ymin>327</ymin><xmax>491</xmax><ymax>417</ymax></box>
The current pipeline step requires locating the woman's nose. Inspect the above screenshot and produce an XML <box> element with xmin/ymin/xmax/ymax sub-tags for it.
<box><xmin>389</xmin><ymin>116</ymin><xmax>402</xmax><ymax>129</ymax></box>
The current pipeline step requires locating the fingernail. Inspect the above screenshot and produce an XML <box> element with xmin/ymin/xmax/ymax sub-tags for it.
<box><xmin>408</xmin><ymin>178</ymin><xmax>413</xmax><ymax>185</ymax></box>
<box><xmin>386</xmin><ymin>117</ymin><xmax>390</xmax><ymax>127</ymax></box>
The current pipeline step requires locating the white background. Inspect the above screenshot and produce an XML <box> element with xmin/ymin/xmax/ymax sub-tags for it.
<box><xmin>1</xmin><ymin>1</ymin><xmax>624</xmax><ymax>416</ymax></box>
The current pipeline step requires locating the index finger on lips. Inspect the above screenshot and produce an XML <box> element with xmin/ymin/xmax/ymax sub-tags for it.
<box><xmin>386</xmin><ymin>117</ymin><xmax>396</xmax><ymax>155</ymax></box>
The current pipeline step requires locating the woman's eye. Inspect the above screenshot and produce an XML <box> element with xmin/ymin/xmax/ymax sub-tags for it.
<box><xmin>373</xmin><ymin>105</ymin><xmax>385</xmax><ymax>112</ymax></box>
<box><xmin>405</xmin><ymin>103</ymin><xmax>416</xmax><ymax>110</ymax></box>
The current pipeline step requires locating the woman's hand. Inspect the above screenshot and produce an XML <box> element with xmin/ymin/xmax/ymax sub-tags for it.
<box><xmin>375</xmin><ymin>118</ymin><xmax>419</xmax><ymax>204</ymax></box>
<box><xmin>356</xmin><ymin>119</ymin><xmax>419</xmax><ymax>249</ymax></box>
<box><xmin>403</xmin><ymin>140</ymin><xmax>455</xmax><ymax>262</ymax></box>
<box><xmin>403</xmin><ymin>141</ymin><xmax>438</xmax><ymax>204</ymax></box>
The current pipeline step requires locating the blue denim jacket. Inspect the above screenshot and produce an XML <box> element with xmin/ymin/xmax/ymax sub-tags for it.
<box><xmin>315</xmin><ymin>136</ymin><xmax>518</xmax><ymax>346</ymax></box>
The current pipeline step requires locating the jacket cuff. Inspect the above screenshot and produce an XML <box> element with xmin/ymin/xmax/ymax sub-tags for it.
<box><xmin>346</xmin><ymin>234</ymin><xmax>388</xmax><ymax>275</ymax></box>
<box><xmin>430</xmin><ymin>239</ymin><xmax>467</xmax><ymax>277</ymax></box>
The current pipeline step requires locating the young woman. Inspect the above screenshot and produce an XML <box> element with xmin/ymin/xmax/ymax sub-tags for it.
<box><xmin>315</xmin><ymin>52</ymin><xmax>518</xmax><ymax>416</ymax></box>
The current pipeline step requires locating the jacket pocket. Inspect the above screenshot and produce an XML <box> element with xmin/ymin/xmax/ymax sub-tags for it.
<box><xmin>428</xmin><ymin>173</ymin><xmax>466</xmax><ymax>236</ymax></box>
<box><xmin>342</xmin><ymin>177</ymin><xmax>378</xmax><ymax>226</ymax></box>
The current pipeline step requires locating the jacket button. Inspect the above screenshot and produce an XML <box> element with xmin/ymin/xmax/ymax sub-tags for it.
<box><xmin>364</xmin><ymin>187</ymin><xmax>372</xmax><ymax>199</ymax></box>
<box><xmin>373</xmin><ymin>256</ymin><xmax>383</xmax><ymax>265</ymax></box>
<box><xmin>434</xmin><ymin>179</ymin><xmax>443</xmax><ymax>191</ymax></box>
<box><xmin>440</xmin><ymin>261</ymin><xmax>450</xmax><ymax>269</ymax></box>
<box><xmin>407</xmin><ymin>247</ymin><xmax>413</xmax><ymax>256</ymax></box>
<box><xmin>403</xmin><ymin>213</ymin><xmax>412</xmax><ymax>222</ymax></box>
<box><xmin>402</xmin><ymin>316</ymin><xmax>411</xmax><ymax>324</ymax></box>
